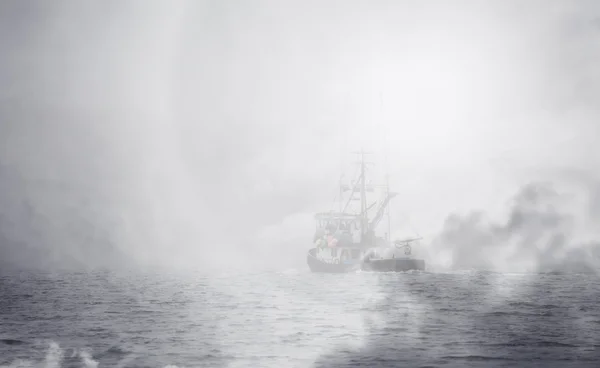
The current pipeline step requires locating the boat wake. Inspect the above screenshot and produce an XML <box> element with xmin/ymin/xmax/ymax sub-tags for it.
<box><xmin>0</xmin><ymin>341</ymin><xmax>184</xmax><ymax>368</ymax></box>
<box><xmin>0</xmin><ymin>341</ymin><xmax>97</xmax><ymax>368</ymax></box>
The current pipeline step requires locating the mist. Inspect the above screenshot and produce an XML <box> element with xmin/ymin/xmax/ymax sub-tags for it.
<box><xmin>1</xmin><ymin>0</ymin><xmax>600</xmax><ymax>273</ymax></box>
<box><xmin>432</xmin><ymin>180</ymin><xmax>600</xmax><ymax>272</ymax></box>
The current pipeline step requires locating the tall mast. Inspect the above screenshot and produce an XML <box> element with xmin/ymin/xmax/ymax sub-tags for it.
<box><xmin>360</xmin><ymin>149</ymin><xmax>367</xmax><ymax>222</ymax></box>
<box><xmin>385</xmin><ymin>162</ymin><xmax>391</xmax><ymax>241</ymax></box>
<box><xmin>352</xmin><ymin>149</ymin><xmax>372</xmax><ymax>236</ymax></box>
<box><xmin>381</xmin><ymin>92</ymin><xmax>392</xmax><ymax>241</ymax></box>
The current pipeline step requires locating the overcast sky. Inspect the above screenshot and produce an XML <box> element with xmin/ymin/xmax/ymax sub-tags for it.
<box><xmin>1</xmin><ymin>0</ymin><xmax>599</xmax><ymax>271</ymax></box>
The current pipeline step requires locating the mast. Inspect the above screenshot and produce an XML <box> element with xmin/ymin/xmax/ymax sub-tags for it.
<box><xmin>338</xmin><ymin>175</ymin><xmax>342</xmax><ymax>215</ymax></box>
<box><xmin>381</xmin><ymin>92</ymin><xmax>392</xmax><ymax>241</ymax></box>
<box><xmin>385</xmin><ymin>166</ymin><xmax>391</xmax><ymax>241</ymax></box>
<box><xmin>360</xmin><ymin>150</ymin><xmax>367</xmax><ymax>227</ymax></box>
<box><xmin>352</xmin><ymin>149</ymin><xmax>372</xmax><ymax>237</ymax></box>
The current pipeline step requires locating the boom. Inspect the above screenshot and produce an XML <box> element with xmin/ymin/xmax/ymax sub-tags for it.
<box><xmin>368</xmin><ymin>191</ymin><xmax>397</xmax><ymax>231</ymax></box>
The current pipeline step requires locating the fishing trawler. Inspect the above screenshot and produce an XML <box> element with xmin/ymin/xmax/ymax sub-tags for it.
<box><xmin>306</xmin><ymin>150</ymin><xmax>426</xmax><ymax>273</ymax></box>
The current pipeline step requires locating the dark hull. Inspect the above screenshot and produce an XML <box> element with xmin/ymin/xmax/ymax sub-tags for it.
<box><xmin>306</xmin><ymin>248</ymin><xmax>359</xmax><ymax>273</ymax></box>
<box><xmin>361</xmin><ymin>258</ymin><xmax>425</xmax><ymax>272</ymax></box>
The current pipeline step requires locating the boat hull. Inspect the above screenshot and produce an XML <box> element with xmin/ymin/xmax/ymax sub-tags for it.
<box><xmin>306</xmin><ymin>248</ymin><xmax>359</xmax><ymax>273</ymax></box>
<box><xmin>361</xmin><ymin>258</ymin><xmax>425</xmax><ymax>272</ymax></box>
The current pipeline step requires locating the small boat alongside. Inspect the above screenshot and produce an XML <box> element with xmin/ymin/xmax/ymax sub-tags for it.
<box><xmin>361</xmin><ymin>238</ymin><xmax>426</xmax><ymax>272</ymax></box>
<box><xmin>307</xmin><ymin>150</ymin><xmax>425</xmax><ymax>273</ymax></box>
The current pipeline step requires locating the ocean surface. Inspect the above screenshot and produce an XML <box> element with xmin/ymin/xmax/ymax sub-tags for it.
<box><xmin>1</xmin><ymin>268</ymin><xmax>599</xmax><ymax>368</ymax></box>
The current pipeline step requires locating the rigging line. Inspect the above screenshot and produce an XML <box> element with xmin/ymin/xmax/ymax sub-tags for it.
<box><xmin>330</xmin><ymin>184</ymin><xmax>338</xmax><ymax>208</ymax></box>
